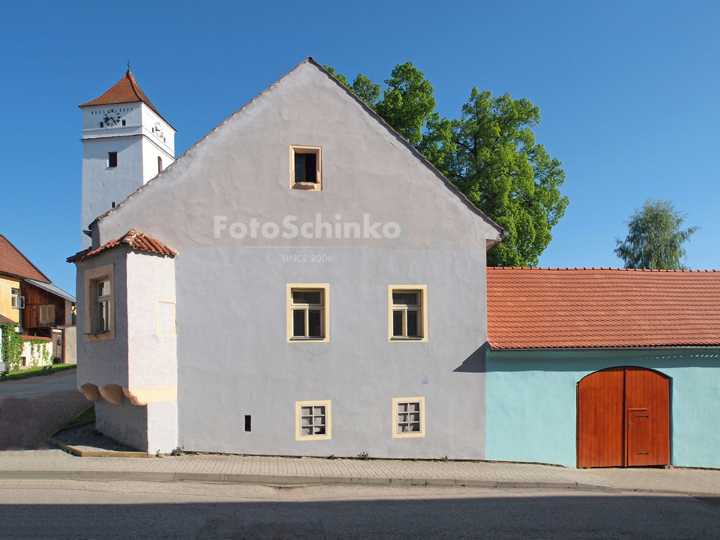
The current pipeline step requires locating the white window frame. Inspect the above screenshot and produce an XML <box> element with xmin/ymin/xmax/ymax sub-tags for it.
<box><xmin>10</xmin><ymin>288</ymin><xmax>23</xmax><ymax>310</ymax></box>
<box><xmin>392</xmin><ymin>397</ymin><xmax>426</xmax><ymax>438</ymax></box>
<box><xmin>287</xmin><ymin>284</ymin><xmax>329</xmax><ymax>342</ymax></box>
<box><xmin>290</xmin><ymin>146</ymin><xmax>322</xmax><ymax>191</ymax></box>
<box><xmin>388</xmin><ymin>285</ymin><xmax>428</xmax><ymax>342</ymax></box>
<box><xmin>296</xmin><ymin>400</ymin><xmax>331</xmax><ymax>441</ymax></box>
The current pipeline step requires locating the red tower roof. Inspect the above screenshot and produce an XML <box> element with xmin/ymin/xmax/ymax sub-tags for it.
<box><xmin>79</xmin><ymin>70</ymin><xmax>171</xmax><ymax>126</ymax></box>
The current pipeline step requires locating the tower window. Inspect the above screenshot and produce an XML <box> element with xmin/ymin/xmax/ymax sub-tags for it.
<box><xmin>108</xmin><ymin>152</ymin><xmax>118</xmax><ymax>168</ymax></box>
<box><xmin>99</xmin><ymin>122</ymin><xmax>103</xmax><ymax>128</ymax></box>
<box><xmin>158</xmin><ymin>156</ymin><xmax>163</xmax><ymax>174</ymax></box>
<box><xmin>121</xmin><ymin>120</ymin><xmax>126</xmax><ymax>126</ymax></box>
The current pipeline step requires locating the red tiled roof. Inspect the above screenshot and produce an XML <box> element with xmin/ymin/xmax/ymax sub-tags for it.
<box><xmin>487</xmin><ymin>267</ymin><xmax>720</xmax><ymax>349</ymax></box>
<box><xmin>79</xmin><ymin>70</ymin><xmax>169</xmax><ymax>125</ymax></box>
<box><xmin>20</xmin><ymin>335</ymin><xmax>52</xmax><ymax>342</ymax></box>
<box><xmin>0</xmin><ymin>314</ymin><xmax>15</xmax><ymax>324</ymax></box>
<box><xmin>67</xmin><ymin>230</ymin><xmax>177</xmax><ymax>263</ymax></box>
<box><xmin>0</xmin><ymin>236</ymin><xmax>51</xmax><ymax>283</ymax></box>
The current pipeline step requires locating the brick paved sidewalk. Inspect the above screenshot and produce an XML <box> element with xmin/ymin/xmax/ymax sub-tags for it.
<box><xmin>1</xmin><ymin>449</ymin><xmax>719</xmax><ymax>495</ymax></box>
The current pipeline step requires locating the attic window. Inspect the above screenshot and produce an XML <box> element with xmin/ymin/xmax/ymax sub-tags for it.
<box><xmin>108</xmin><ymin>152</ymin><xmax>118</xmax><ymax>168</ymax></box>
<box><xmin>290</xmin><ymin>146</ymin><xmax>321</xmax><ymax>191</ymax></box>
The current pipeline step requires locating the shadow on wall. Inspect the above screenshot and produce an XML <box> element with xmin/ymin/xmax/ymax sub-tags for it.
<box><xmin>1</xmin><ymin>494</ymin><xmax>719</xmax><ymax>538</ymax></box>
<box><xmin>453</xmin><ymin>346</ymin><xmax>486</xmax><ymax>373</ymax></box>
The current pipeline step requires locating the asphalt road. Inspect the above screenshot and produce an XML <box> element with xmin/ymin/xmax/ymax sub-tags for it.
<box><xmin>1</xmin><ymin>479</ymin><xmax>719</xmax><ymax>539</ymax></box>
<box><xmin>0</xmin><ymin>368</ymin><xmax>77</xmax><ymax>399</ymax></box>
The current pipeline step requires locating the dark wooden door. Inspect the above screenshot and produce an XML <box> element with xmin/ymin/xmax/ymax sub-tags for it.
<box><xmin>577</xmin><ymin>367</ymin><xmax>670</xmax><ymax>468</ymax></box>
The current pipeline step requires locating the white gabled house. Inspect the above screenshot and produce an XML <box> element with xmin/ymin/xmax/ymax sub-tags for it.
<box><xmin>70</xmin><ymin>58</ymin><xmax>506</xmax><ymax>455</ymax></box>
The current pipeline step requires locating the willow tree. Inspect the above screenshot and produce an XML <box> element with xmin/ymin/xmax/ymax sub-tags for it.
<box><xmin>615</xmin><ymin>199</ymin><xmax>699</xmax><ymax>269</ymax></box>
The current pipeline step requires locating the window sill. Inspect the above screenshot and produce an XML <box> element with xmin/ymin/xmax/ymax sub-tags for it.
<box><xmin>292</xmin><ymin>182</ymin><xmax>321</xmax><ymax>191</ymax></box>
<box><xmin>85</xmin><ymin>330</ymin><xmax>114</xmax><ymax>342</ymax></box>
<box><xmin>390</xmin><ymin>337</ymin><xmax>425</xmax><ymax>341</ymax></box>
<box><xmin>290</xmin><ymin>337</ymin><xmax>327</xmax><ymax>342</ymax></box>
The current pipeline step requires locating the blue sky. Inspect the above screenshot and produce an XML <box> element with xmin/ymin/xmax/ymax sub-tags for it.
<box><xmin>1</xmin><ymin>1</ymin><xmax>718</xmax><ymax>295</ymax></box>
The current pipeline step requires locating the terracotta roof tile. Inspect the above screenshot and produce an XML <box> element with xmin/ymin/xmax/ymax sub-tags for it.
<box><xmin>0</xmin><ymin>314</ymin><xmax>15</xmax><ymax>324</ymax></box>
<box><xmin>67</xmin><ymin>230</ymin><xmax>177</xmax><ymax>263</ymax></box>
<box><xmin>0</xmin><ymin>235</ymin><xmax>51</xmax><ymax>283</ymax></box>
<box><xmin>79</xmin><ymin>70</ymin><xmax>170</xmax><ymax>126</ymax></box>
<box><xmin>487</xmin><ymin>267</ymin><xmax>720</xmax><ymax>349</ymax></box>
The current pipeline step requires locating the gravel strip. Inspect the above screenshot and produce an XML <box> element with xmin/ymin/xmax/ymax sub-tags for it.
<box><xmin>53</xmin><ymin>423</ymin><xmax>139</xmax><ymax>452</ymax></box>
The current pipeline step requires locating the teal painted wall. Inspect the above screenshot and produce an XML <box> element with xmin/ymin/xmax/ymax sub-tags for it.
<box><xmin>486</xmin><ymin>349</ymin><xmax>720</xmax><ymax>468</ymax></box>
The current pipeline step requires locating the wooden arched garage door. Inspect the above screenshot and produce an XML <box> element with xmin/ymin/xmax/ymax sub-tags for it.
<box><xmin>577</xmin><ymin>367</ymin><xmax>670</xmax><ymax>468</ymax></box>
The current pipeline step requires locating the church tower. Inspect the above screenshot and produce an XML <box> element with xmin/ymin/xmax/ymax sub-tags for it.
<box><xmin>79</xmin><ymin>70</ymin><xmax>176</xmax><ymax>249</ymax></box>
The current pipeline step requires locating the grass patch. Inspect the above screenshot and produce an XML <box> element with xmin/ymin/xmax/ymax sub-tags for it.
<box><xmin>60</xmin><ymin>404</ymin><xmax>95</xmax><ymax>430</ymax></box>
<box><xmin>1</xmin><ymin>364</ymin><xmax>76</xmax><ymax>382</ymax></box>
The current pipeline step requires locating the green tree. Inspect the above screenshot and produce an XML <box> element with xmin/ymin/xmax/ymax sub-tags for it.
<box><xmin>614</xmin><ymin>199</ymin><xmax>699</xmax><ymax>270</ymax></box>
<box><xmin>324</xmin><ymin>63</ymin><xmax>568</xmax><ymax>267</ymax></box>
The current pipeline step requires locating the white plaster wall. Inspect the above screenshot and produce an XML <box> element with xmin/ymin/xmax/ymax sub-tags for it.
<box><xmin>62</xmin><ymin>326</ymin><xmax>77</xmax><ymax>364</ymax></box>
<box><xmin>147</xmin><ymin>401</ymin><xmax>178</xmax><ymax>453</ymax></box>
<box><xmin>141</xmin><ymin>137</ymin><xmax>174</xmax><ymax>184</ymax></box>
<box><xmin>140</xmin><ymin>104</ymin><xmax>175</xmax><ymax>157</ymax></box>
<box><xmin>125</xmin><ymin>252</ymin><xmax>176</xmax><ymax>389</ymax></box>
<box><xmin>75</xmin><ymin>248</ymin><xmax>129</xmax><ymax>388</ymax></box>
<box><xmin>81</xmin><ymin>137</ymin><xmax>144</xmax><ymax>249</ymax></box>
<box><xmin>19</xmin><ymin>341</ymin><xmax>52</xmax><ymax>369</ymax></box>
<box><xmin>95</xmin><ymin>399</ymin><xmax>148</xmax><ymax>452</ymax></box>
<box><xmin>82</xmin><ymin>104</ymin><xmax>143</xmax><ymax>133</ymax></box>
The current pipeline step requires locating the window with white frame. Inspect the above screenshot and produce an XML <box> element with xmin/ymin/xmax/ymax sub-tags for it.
<box><xmin>11</xmin><ymin>288</ymin><xmax>21</xmax><ymax>309</ymax></box>
<box><xmin>390</xmin><ymin>287</ymin><xmax>426</xmax><ymax>340</ymax></box>
<box><xmin>393</xmin><ymin>398</ymin><xmax>425</xmax><ymax>438</ymax></box>
<box><xmin>296</xmin><ymin>400</ymin><xmax>331</xmax><ymax>440</ymax></box>
<box><xmin>289</xmin><ymin>287</ymin><xmax>327</xmax><ymax>340</ymax></box>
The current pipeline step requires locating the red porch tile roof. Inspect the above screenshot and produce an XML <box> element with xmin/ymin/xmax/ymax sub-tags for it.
<box><xmin>487</xmin><ymin>267</ymin><xmax>720</xmax><ymax>350</ymax></box>
<box><xmin>0</xmin><ymin>235</ymin><xmax>51</xmax><ymax>283</ymax></box>
<box><xmin>67</xmin><ymin>230</ymin><xmax>177</xmax><ymax>263</ymax></box>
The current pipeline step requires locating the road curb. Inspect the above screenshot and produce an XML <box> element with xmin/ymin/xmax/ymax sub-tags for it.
<box><xmin>0</xmin><ymin>469</ymin><xmax>607</xmax><ymax>492</ymax></box>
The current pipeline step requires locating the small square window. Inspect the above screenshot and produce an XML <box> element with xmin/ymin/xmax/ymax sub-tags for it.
<box><xmin>393</xmin><ymin>397</ymin><xmax>425</xmax><ymax>438</ymax></box>
<box><xmin>121</xmin><ymin>120</ymin><xmax>126</xmax><ymax>126</ymax></box>
<box><xmin>389</xmin><ymin>286</ymin><xmax>427</xmax><ymax>341</ymax></box>
<box><xmin>296</xmin><ymin>400</ymin><xmax>331</xmax><ymax>440</ymax></box>
<box><xmin>287</xmin><ymin>284</ymin><xmax>329</xmax><ymax>342</ymax></box>
<box><xmin>290</xmin><ymin>146</ymin><xmax>321</xmax><ymax>191</ymax></box>
<box><xmin>108</xmin><ymin>152</ymin><xmax>118</xmax><ymax>168</ymax></box>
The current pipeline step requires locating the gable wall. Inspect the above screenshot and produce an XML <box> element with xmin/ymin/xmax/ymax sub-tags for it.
<box><xmin>90</xmin><ymin>61</ymin><xmax>499</xmax><ymax>458</ymax></box>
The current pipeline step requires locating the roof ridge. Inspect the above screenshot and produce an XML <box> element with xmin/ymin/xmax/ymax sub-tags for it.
<box><xmin>487</xmin><ymin>267</ymin><xmax>717</xmax><ymax>272</ymax></box>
